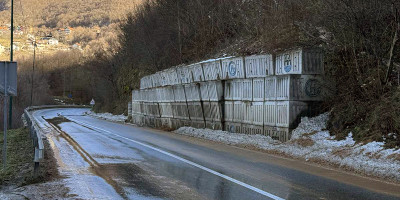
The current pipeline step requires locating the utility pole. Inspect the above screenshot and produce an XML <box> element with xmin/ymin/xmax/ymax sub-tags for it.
<box><xmin>30</xmin><ymin>41</ymin><xmax>36</xmax><ymax>106</ymax></box>
<box><xmin>8</xmin><ymin>0</ymin><xmax>13</xmax><ymax>128</ymax></box>
<box><xmin>61</xmin><ymin>60</ymin><xmax>66</xmax><ymax>97</ymax></box>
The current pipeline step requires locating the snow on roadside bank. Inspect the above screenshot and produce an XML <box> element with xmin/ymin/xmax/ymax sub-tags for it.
<box><xmin>174</xmin><ymin>113</ymin><xmax>400</xmax><ymax>182</ymax></box>
<box><xmin>85</xmin><ymin>111</ymin><xmax>127</xmax><ymax>123</ymax></box>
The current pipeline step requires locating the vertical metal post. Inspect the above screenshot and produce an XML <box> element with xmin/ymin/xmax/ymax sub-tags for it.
<box><xmin>10</xmin><ymin>0</ymin><xmax>13</xmax><ymax>62</ymax></box>
<box><xmin>221</xmin><ymin>80</ymin><xmax>226</xmax><ymax>131</ymax></box>
<box><xmin>8</xmin><ymin>97</ymin><xmax>11</xmax><ymax>128</ymax></box>
<box><xmin>8</xmin><ymin>0</ymin><xmax>13</xmax><ymax>128</ymax></box>
<box><xmin>33</xmin><ymin>162</ymin><xmax>39</xmax><ymax>178</ymax></box>
<box><xmin>3</xmin><ymin>62</ymin><xmax>8</xmax><ymax>169</ymax></box>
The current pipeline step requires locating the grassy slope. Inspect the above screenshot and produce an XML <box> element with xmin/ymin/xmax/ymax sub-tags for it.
<box><xmin>0</xmin><ymin>127</ymin><xmax>59</xmax><ymax>186</ymax></box>
<box><xmin>0</xmin><ymin>128</ymin><xmax>34</xmax><ymax>185</ymax></box>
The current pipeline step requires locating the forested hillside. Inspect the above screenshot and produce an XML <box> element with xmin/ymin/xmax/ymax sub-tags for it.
<box><xmin>0</xmin><ymin>0</ymin><xmax>140</xmax><ymax>27</ymax></box>
<box><xmin>108</xmin><ymin>0</ymin><xmax>399</xmax><ymax>148</ymax></box>
<box><xmin>0</xmin><ymin>0</ymin><xmax>141</xmax><ymax>129</ymax></box>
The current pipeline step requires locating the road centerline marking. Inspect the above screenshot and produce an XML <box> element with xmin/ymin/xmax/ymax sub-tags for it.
<box><xmin>66</xmin><ymin>116</ymin><xmax>285</xmax><ymax>200</ymax></box>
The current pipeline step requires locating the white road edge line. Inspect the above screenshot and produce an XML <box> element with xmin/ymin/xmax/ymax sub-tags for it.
<box><xmin>66</xmin><ymin>116</ymin><xmax>285</xmax><ymax>200</ymax></box>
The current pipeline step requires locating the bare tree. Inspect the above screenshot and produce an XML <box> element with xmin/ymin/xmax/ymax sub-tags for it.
<box><xmin>0</xmin><ymin>0</ymin><xmax>7</xmax><ymax>11</ymax></box>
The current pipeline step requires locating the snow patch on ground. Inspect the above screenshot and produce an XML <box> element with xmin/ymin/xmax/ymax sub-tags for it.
<box><xmin>174</xmin><ymin>113</ymin><xmax>400</xmax><ymax>182</ymax></box>
<box><xmin>85</xmin><ymin>111</ymin><xmax>127</xmax><ymax>123</ymax></box>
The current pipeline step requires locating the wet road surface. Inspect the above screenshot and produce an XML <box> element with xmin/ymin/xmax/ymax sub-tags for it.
<box><xmin>32</xmin><ymin>108</ymin><xmax>400</xmax><ymax>200</ymax></box>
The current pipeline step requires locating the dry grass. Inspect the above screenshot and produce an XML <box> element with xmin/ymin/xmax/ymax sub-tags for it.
<box><xmin>160</xmin><ymin>126</ymin><xmax>175</xmax><ymax>132</ymax></box>
<box><xmin>290</xmin><ymin>137</ymin><xmax>315</xmax><ymax>147</ymax></box>
<box><xmin>0</xmin><ymin>128</ymin><xmax>34</xmax><ymax>185</ymax></box>
<box><xmin>332</xmin><ymin>148</ymin><xmax>352</xmax><ymax>159</ymax></box>
<box><xmin>387</xmin><ymin>153</ymin><xmax>400</xmax><ymax>162</ymax></box>
<box><xmin>0</xmin><ymin>128</ymin><xmax>59</xmax><ymax>186</ymax></box>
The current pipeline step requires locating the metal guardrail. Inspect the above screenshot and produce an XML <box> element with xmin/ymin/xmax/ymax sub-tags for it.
<box><xmin>24</xmin><ymin>105</ymin><xmax>90</xmax><ymax>175</ymax></box>
<box><xmin>24</xmin><ymin>108</ymin><xmax>44</xmax><ymax>163</ymax></box>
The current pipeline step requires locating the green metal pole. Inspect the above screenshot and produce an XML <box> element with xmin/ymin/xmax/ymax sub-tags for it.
<box><xmin>10</xmin><ymin>0</ymin><xmax>13</xmax><ymax>62</ymax></box>
<box><xmin>3</xmin><ymin>64</ymin><xmax>8</xmax><ymax>169</ymax></box>
<box><xmin>9</xmin><ymin>0</ymin><xmax>13</xmax><ymax>128</ymax></box>
<box><xmin>3</xmin><ymin>0</ymin><xmax>13</xmax><ymax>169</ymax></box>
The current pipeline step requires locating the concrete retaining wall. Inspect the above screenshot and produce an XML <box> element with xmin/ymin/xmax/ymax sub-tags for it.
<box><xmin>131</xmin><ymin>48</ymin><xmax>326</xmax><ymax>141</ymax></box>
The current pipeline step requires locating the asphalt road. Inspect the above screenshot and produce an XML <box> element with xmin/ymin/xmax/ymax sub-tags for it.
<box><xmin>32</xmin><ymin>108</ymin><xmax>400</xmax><ymax>200</ymax></box>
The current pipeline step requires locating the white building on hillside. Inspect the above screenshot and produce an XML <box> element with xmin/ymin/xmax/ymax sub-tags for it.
<box><xmin>0</xmin><ymin>44</ymin><xmax>5</xmax><ymax>54</ymax></box>
<box><xmin>39</xmin><ymin>37</ymin><xmax>59</xmax><ymax>46</ymax></box>
<box><xmin>48</xmin><ymin>38</ymin><xmax>59</xmax><ymax>45</ymax></box>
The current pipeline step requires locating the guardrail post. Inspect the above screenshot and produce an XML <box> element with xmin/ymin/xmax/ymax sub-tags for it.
<box><xmin>33</xmin><ymin>161</ymin><xmax>39</xmax><ymax>178</ymax></box>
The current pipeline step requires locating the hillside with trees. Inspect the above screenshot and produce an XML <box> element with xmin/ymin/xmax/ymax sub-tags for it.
<box><xmin>96</xmin><ymin>0</ymin><xmax>399</xmax><ymax>148</ymax></box>
<box><xmin>0</xmin><ymin>0</ymin><xmax>141</xmax><ymax>28</ymax></box>
<box><xmin>0</xmin><ymin>0</ymin><xmax>142</xmax><ymax>129</ymax></box>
